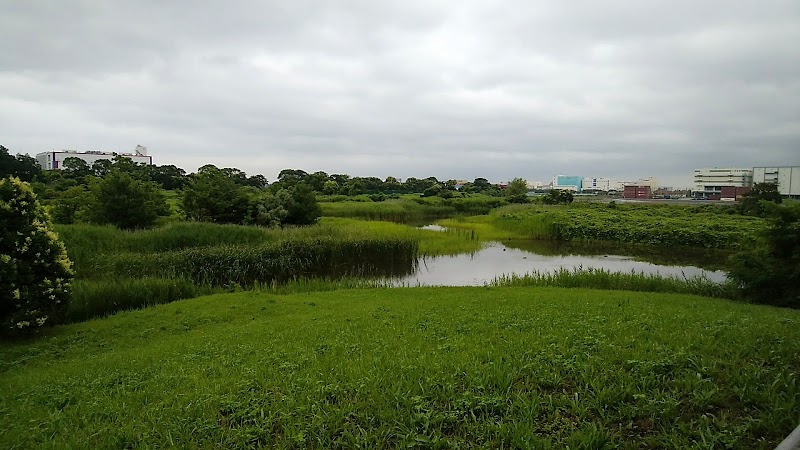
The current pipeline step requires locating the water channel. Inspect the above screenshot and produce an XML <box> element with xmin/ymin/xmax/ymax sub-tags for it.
<box><xmin>389</xmin><ymin>225</ymin><xmax>728</xmax><ymax>286</ymax></box>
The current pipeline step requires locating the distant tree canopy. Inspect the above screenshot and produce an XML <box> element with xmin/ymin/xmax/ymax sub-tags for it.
<box><xmin>543</xmin><ymin>189</ymin><xmax>574</xmax><ymax>205</ymax></box>
<box><xmin>0</xmin><ymin>146</ymin><xmax>41</xmax><ymax>182</ymax></box>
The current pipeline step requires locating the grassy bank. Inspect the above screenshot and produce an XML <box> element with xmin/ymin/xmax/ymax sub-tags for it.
<box><xmin>441</xmin><ymin>203</ymin><xmax>767</xmax><ymax>249</ymax></box>
<box><xmin>1</xmin><ymin>287</ymin><xmax>798</xmax><ymax>448</ymax></box>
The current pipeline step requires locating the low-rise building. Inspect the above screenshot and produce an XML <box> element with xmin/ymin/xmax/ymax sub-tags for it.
<box><xmin>693</xmin><ymin>168</ymin><xmax>753</xmax><ymax>199</ymax></box>
<box><xmin>623</xmin><ymin>185</ymin><xmax>652</xmax><ymax>199</ymax></box>
<box><xmin>553</xmin><ymin>175</ymin><xmax>583</xmax><ymax>192</ymax></box>
<box><xmin>36</xmin><ymin>145</ymin><xmax>152</xmax><ymax>170</ymax></box>
<box><xmin>582</xmin><ymin>177</ymin><xmax>624</xmax><ymax>193</ymax></box>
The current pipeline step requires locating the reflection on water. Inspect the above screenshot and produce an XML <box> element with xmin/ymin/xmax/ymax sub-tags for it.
<box><xmin>504</xmin><ymin>240</ymin><xmax>730</xmax><ymax>272</ymax></box>
<box><xmin>392</xmin><ymin>241</ymin><xmax>727</xmax><ymax>287</ymax></box>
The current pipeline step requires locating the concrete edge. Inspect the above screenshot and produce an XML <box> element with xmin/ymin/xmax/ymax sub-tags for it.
<box><xmin>775</xmin><ymin>423</ymin><xmax>800</xmax><ymax>450</ymax></box>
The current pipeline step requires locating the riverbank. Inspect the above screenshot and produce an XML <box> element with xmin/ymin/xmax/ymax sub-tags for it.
<box><xmin>2</xmin><ymin>287</ymin><xmax>797</xmax><ymax>449</ymax></box>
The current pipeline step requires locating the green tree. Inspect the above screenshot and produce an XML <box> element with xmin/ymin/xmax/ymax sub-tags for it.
<box><xmin>87</xmin><ymin>170</ymin><xmax>168</xmax><ymax>229</ymax></box>
<box><xmin>284</xmin><ymin>184</ymin><xmax>322</xmax><ymax>225</ymax></box>
<box><xmin>506</xmin><ymin>178</ymin><xmax>529</xmax><ymax>203</ymax></box>
<box><xmin>246</xmin><ymin>190</ymin><xmax>291</xmax><ymax>228</ymax></box>
<box><xmin>0</xmin><ymin>146</ymin><xmax>42</xmax><ymax>182</ymax></box>
<box><xmin>738</xmin><ymin>182</ymin><xmax>782</xmax><ymax>217</ymax></box>
<box><xmin>150</xmin><ymin>164</ymin><xmax>188</xmax><ymax>190</ymax></box>
<box><xmin>91</xmin><ymin>159</ymin><xmax>113</xmax><ymax>178</ymax></box>
<box><xmin>1</xmin><ymin>177</ymin><xmax>74</xmax><ymax>334</ymax></box>
<box><xmin>182</xmin><ymin>165</ymin><xmax>249</xmax><ymax>224</ymax></box>
<box><xmin>322</xmin><ymin>180</ymin><xmax>339</xmax><ymax>195</ymax></box>
<box><xmin>61</xmin><ymin>157</ymin><xmax>93</xmax><ymax>183</ymax></box>
<box><xmin>543</xmin><ymin>189</ymin><xmax>574</xmax><ymax>205</ymax></box>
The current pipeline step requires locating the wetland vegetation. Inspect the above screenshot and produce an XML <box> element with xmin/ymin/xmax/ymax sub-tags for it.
<box><xmin>3</xmin><ymin>152</ymin><xmax>799</xmax><ymax>448</ymax></box>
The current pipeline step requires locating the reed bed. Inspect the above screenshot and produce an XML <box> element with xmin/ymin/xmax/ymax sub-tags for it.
<box><xmin>489</xmin><ymin>267</ymin><xmax>739</xmax><ymax>299</ymax></box>
<box><xmin>68</xmin><ymin>277</ymin><xmax>214</xmax><ymax>322</ymax></box>
<box><xmin>320</xmin><ymin>199</ymin><xmax>456</xmax><ymax>223</ymax></box>
<box><xmin>95</xmin><ymin>237</ymin><xmax>419</xmax><ymax>286</ymax></box>
<box><xmin>445</xmin><ymin>203</ymin><xmax>766</xmax><ymax>249</ymax></box>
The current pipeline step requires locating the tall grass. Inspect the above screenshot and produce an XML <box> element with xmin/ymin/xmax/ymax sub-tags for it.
<box><xmin>321</xmin><ymin>199</ymin><xmax>456</xmax><ymax>223</ymax></box>
<box><xmin>320</xmin><ymin>195</ymin><xmax>508</xmax><ymax>223</ymax></box>
<box><xmin>95</xmin><ymin>237</ymin><xmax>419</xmax><ymax>286</ymax></box>
<box><xmin>489</xmin><ymin>267</ymin><xmax>739</xmax><ymax>299</ymax></box>
<box><xmin>56</xmin><ymin>222</ymin><xmax>274</xmax><ymax>269</ymax></box>
<box><xmin>68</xmin><ymin>277</ymin><xmax>213</xmax><ymax>322</ymax></box>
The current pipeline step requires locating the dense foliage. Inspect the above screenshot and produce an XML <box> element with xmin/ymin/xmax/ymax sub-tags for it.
<box><xmin>728</xmin><ymin>202</ymin><xmax>800</xmax><ymax>307</ymax></box>
<box><xmin>0</xmin><ymin>177</ymin><xmax>73</xmax><ymax>334</ymax></box>
<box><xmin>182</xmin><ymin>165</ymin><xmax>250</xmax><ymax>224</ymax></box>
<box><xmin>737</xmin><ymin>182</ymin><xmax>782</xmax><ymax>217</ymax></box>
<box><xmin>86</xmin><ymin>169</ymin><xmax>168</xmax><ymax>229</ymax></box>
<box><xmin>491</xmin><ymin>203</ymin><xmax>765</xmax><ymax>249</ymax></box>
<box><xmin>0</xmin><ymin>146</ymin><xmax>41</xmax><ymax>182</ymax></box>
<box><xmin>505</xmin><ymin>177</ymin><xmax>529</xmax><ymax>203</ymax></box>
<box><xmin>542</xmin><ymin>189</ymin><xmax>574</xmax><ymax>205</ymax></box>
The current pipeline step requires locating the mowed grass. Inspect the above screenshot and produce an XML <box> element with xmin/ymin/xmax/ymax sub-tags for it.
<box><xmin>2</xmin><ymin>288</ymin><xmax>799</xmax><ymax>449</ymax></box>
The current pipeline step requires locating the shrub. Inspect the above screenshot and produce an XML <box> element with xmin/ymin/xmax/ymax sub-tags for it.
<box><xmin>728</xmin><ymin>202</ymin><xmax>800</xmax><ymax>307</ymax></box>
<box><xmin>0</xmin><ymin>177</ymin><xmax>74</xmax><ymax>334</ymax></box>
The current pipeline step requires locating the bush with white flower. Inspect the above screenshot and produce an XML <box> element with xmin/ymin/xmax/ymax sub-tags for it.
<box><xmin>1</xmin><ymin>177</ymin><xmax>73</xmax><ymax>335</ymax></box>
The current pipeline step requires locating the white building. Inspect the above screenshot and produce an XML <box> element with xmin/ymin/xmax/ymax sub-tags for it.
<box><xmin>693</xmin><ymin>168</ymin><xmax>752</xmax><ymax>198</ymax></box>
<box><xmin>634</xmin><ymin>176</ymin><xmax>658</xmax><ymax>189</ymax></box>
<box><xmin>752</xmin><ymin>166</ymin><xmax>800</xmax><ymax>198</ymax></box>
<box><xmin>582</xmin><ymin>177</ymin><xmax>624</xmax><ymax>193</ymax></box>
<box><xmin>36</xmin><ymin>145</ymin><xmax>153</xmax><ymax>170</ymax></box>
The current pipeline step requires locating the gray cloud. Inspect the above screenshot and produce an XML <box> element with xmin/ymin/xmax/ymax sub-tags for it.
<box><xmin>2</xmin><ymin>0</ymin><xmax>798</xmax><ymax>187</ymax></box>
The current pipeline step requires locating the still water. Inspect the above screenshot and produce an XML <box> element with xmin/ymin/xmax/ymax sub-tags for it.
<box><xmin>393</xmin><ymin>228</ymin><xmax>728</xmax><ymax>286</ymax></box>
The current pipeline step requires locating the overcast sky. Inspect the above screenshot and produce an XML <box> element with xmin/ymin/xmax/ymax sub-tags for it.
<box><xmin>2</xmin><ymin>1</ymin><xmax>798</xmax><ymax>187</ymax></box>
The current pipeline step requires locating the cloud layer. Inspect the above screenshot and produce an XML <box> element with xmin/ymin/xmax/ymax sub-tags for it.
<box><xmin>2</xmin><ymin>0</ymin><xmax>799</xmax><ymax>187</ymax></box>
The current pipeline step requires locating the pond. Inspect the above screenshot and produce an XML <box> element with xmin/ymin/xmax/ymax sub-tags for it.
<box><xmin>390</xmin><ymin>230</ymin><xmax>728</xmax><ymax>286</ymax></box>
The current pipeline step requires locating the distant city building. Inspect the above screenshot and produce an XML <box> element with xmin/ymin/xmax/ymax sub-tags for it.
<box><xmin>36</xmin><ymin>145</ymin><xmax>152</xmax><ymax>170</ymax></box>
<box><xmin>653</xmin><ymin>188</ymin><xmax>689</xmax><ymax>199</ymax></box>
<box><xmin>693</xmin><ymin>168</ymin><xmax>753</xmax><ymax>199</ymax></box>
<box><xmin>553</xmin><ymin>175</ymin><xmax>583</xmax><ymax>192</ymax></box>
<box><xmin>752</xmin><ymin>166</ymin><xmax>800</xmax><ymax>198</ymax></box>
<box><xmin>633</xmin><ymin>176</ymin><xmax>658</xmax><ymax>189</ymax></box>
<box><xmin>582</xmin><ymin>177</ymin><xmax>624</xmax><ymax>193</ymax></box>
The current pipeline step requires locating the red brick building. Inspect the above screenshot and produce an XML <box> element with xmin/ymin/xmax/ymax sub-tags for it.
<box><xmin>720</xmin><ymin>186</ymin><xmax>751</xmax><ymax>201</ymax></box>
<box><xmin>623</xmin><ymin>185</ymin><xmax>652</xmax><ymax>199</ymax></box>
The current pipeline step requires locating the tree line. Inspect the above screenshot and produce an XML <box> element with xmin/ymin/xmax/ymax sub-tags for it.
<box><xmin>1</xmin><ymin>146</ymin><xmax>544</xmax><ymax>230</ymax></box>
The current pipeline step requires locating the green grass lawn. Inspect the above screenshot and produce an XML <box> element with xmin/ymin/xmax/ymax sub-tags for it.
<box><xmin>2</xmin><ymin>288</ymin><xmax>798</xmax><ymax>448</ymax></box>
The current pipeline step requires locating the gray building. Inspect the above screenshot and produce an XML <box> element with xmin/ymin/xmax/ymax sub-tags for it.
<box><xmin>752</xmin><ymin>166</ymin><xmax>800</xmax><ymax>198</ymax></box>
